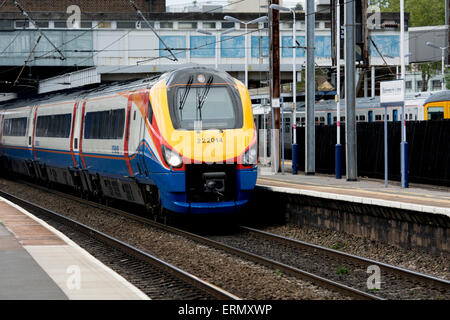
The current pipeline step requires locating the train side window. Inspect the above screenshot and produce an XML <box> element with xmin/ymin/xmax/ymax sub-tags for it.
<box><xmin>116</xmin><ymin>109</ymin><xmax>125</xmax><ymax>139</ymax></box>
<box><xmin>100</xmin><ymin>111</ymin><xmax>107</xmax><ymax>139</ymax></box>
<box><xmin>3</xmin><ymin>117</ymin><xmax>27</xmax><ymax>136</ymax></box>
<box><xmin>103</xmin><ymin>111</ymin><xmax>111</xmax><ymax>139</ymax></box>
<box><xmin>36</xmin><ymin>117</ymin><xmax>42</xmax><ymax>137</ymax></box>
<box><xmin>65</xmin><ymin>114</ymin><xmax>72</xmax><ymax>137</ymax></box>
<box><xmin>43</xmin><ymin>116</ymin><xmax>50</xmax><ymax>137</ymax></box>
<box><xmin>84</xmin><ymin>113</ymin><xmax>92</xmax><ymax>139</ymax></box>
<box><xmin>47</xmin><ymin>115</ymin><xmax>54</xmax><ymax>137</ymax></box>
<box><xmin>57</xmin><ymin>115</ymin><xmax>63</xmax><ymax>137</ymax></box>
<box><xmin>427</xmin><ymin>107</ymin><xmax>444</xmax><ymax>120</ymax></box>
<box><xmin>359</xmin><ymin>115</ymin><xmax>365</xmax><ymax>121</ymax></box>
<box><xmin>148</xmin><ymin>100</ymin><xmax>153</xmax><ymax>125</ymax></box>
<box><xmin>96</xmin><ymin>112</ymin><xmax>103</xmax><ymax>139</ymax></box>
<box><xmin>110</xmin><ymin>110</ymin><xmax>118</xmax><ymax>139</ymax></box>
<box><xmin>93</xmin><ymin>112</ymin><xmax>100</xmax><ymax>139</ymax></box>
<box><xmin>375</xmin><ymin>115</ymin><xmax>381</xmax><ymax>121</ymax></box>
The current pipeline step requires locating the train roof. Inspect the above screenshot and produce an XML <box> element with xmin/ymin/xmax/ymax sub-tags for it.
<box><xmin>0</xmin><ymin>66</ymin><xmax>238</xmax><ymax>111</ymax></box>
<box><xmin>424</xmin><ymin>90</ymin><xmax>450</xmax><ymax>104</ymax></box>
<box><xmin>0</xmin><ymin>76</ymin><xmax>161</xmax><ymax>111</ymax></box>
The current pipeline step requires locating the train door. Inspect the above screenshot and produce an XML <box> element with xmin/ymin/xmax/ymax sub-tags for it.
<box><xmin>0</xmin><ymin>113</ymin><xmax>4</xmax><ymax>155</ymax></box>
<box><xmin>137</xmin><ymin>93</ymin><xmax>150</xmax><ymax>177</ymax></box>
<box><xmin>393</xmin><ymin>109</ymin><xmax>398</xmax><ymax>121</ymax></box>
<box><xmin>28</xmin><ymin>106</ymin><xmax>36</xmax><ymax>160</ymax></box>
<box><xmin>71</xmin><ymin>101</ymin><xmax>81</xmax><ymax>167</ymax></box>
<box><xmin>368</xmin><ymin>111</ymin><xmax>373</xmax><ymax>122</ymax></box>
<box><xmin>327</xmin><ymin>113</ymin><xmax>332</xmax><ymax>125</ymax></box>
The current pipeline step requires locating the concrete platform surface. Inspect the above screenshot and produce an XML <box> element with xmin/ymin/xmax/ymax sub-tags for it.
<box><xmin>0</xmin><ymin>197</ymin><xmax>149</xmax><ymax>300</ymax></box>
<box><xmin>257</xmin><ymin>167</ymin><xmax>450</xmax><ymax>217</ymax></box>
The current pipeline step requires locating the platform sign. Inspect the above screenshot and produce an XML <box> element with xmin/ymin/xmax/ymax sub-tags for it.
<box><xmin>380</xmin><ymin>79</ymin><xmax>404</xmax><ymax>103</ymax></box>
<box><xmin>380</xmin><ymin>79</ymin><xmax>406</xmax><ymax>189</ymax></box>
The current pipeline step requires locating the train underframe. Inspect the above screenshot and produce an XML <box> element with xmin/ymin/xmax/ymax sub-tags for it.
<box><xmin>0</xmin><ymin>155</ymin><xmax>256</xmax><ymax>220</ymax></box>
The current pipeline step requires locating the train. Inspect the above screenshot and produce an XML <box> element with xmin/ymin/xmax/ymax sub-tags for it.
<box><xmin>251</xmin><ymin>90</ymin><xmax>449</xmax><ymax>157</ymax></box>
<box><xmin>423</xmin><ymin>90</ymin><xmax>450</xmax><ymax>120</ymax></box>
<box><xmin>0</xmin><ymin>66</ymin><xmax>258</xmax><ymax>219</ymax></box>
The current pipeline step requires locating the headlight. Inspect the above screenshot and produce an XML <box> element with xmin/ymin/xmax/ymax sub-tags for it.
<box><xmin>242</xmin><ymin>144</ymin><xmax>257</xmax><ymax>166</ymax></box>
<box><xmin>162</xmin><ymin>145</ymin><xmax>183</xmax><ymax>168</ymax></box>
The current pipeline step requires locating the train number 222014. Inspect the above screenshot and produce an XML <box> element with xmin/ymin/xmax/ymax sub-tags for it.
<box><xmin>197</xmin><ymin>137</ymin><xmax>223</xmax><ymax>144</ymax></box>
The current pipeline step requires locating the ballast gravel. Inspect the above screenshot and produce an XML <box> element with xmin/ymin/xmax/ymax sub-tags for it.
<box><xmin>0</xmin><ymin>178</ymin><xmax>347</xmax><ymax>300</ymax></box>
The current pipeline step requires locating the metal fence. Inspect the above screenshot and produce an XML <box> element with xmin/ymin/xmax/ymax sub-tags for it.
<box><xmin>293</xmin><ymin>119</ymin><xmax>450</xmax><ymax>187</ymax></box>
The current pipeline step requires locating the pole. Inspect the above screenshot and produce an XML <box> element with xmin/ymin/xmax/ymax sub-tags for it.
<box><xmin>215</xmin><ymin>32</ymin><xmax>219</xmax><ymax>69</ymax></box>
<box><xmin>335</xmin><ymin>0</ymin><xmax>342</xmax><ymax>179</ymax></box>
<box><xmin>270</xmin><ymin>0</ymin><xmax>281</xmax><ymax>173</ymax></box>
<box><xmin>384</xmin><ymin>104</ymin><xmax>388</xmax><ymax>187</ymax></box>
<box><xmin>371</xmin><ymin>66</ymin><xmax>375</xmax><ymax>97</ymax></box>
<box><xmin>292</xmin><ymin>9</ymin><xmax>298</xmax><ymax>174</ymax></box>
<box><xmin>447</xmin><ymin>0</ymin><xmax>449</xmax><ymax>65</ymax></box>
<box><xmin>345</xmin><ymin>0</ymin><xmax>357</xmax><ymax>181</ymax></box>
<box><xmin>442</xmin><ymin>48</ymin><xmax>446</xmax><ymax>90</ymax></box>
<box><xmin>400</xmin><ymin>0</ymin><xmax>408</xmax><ymax>188</ymax></box>
<box><xmin>281</xmin><ymin>100</ymin><xmax>285</xmax><ymax>175</ymax></box>
<box><xmin>245</xmin><ymin>23</ymin><xmax>248</xmax><ymax>87</ymax></box>
<box><xmin>364</xmin><ymin>71</ymin><xmax>368</xmax><ymax>97</ymax></box>
<box><xmin>305</xmin><ymin>0</ymin><xmax>315</xmax><ymax>175</ymax></box>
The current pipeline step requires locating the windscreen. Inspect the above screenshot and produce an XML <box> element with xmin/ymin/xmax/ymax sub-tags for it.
<box><xmin>427</xmin><ymin>106</ymin><xmax>444</xmax><ymax>120</ymax></box>
<box><xmin>175</xmin><ymin>86</ymin><xmax>238</xmax><ymax>130</ymax></box>
<box><xmin>166</xmin><ymin>69</ymin><xmax>244</xmax><ymax>131</ymax></box>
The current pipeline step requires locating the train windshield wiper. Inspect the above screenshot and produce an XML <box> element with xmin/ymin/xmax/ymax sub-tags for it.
<box><xmin>196</xmin><ymin>76</ymin><xmax>214</xmax><ymax>121</ymax></box>
<box><xmin>179</xmin><ymin>75</ymin><xmax>193</xmax><ymax>120</ymax></box>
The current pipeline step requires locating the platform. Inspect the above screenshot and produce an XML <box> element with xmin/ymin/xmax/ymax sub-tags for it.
<box><xmin>0</xmin><ymin>197</ymin><xmax>149</xmax><ymax>300</ymax></box>
<box><xmin>257</xmin><ymin>167</ymin><xmax>450</xmax><ymax>217</ymax></box>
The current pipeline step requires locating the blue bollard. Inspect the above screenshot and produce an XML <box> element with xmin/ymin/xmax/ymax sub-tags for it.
<box><xmin>292</xmin><ymin>143</ymin><xmax>298</xmax><ymax>175</ymax></box>
<box><xmin>335</xmin><ymin>144</ymin><xmax>342</xmax><ymax>179</ymax></box>
<box><xmin>401</xmin><ymin>141</ymin><xmax>408</xmax><ymax>188</ymax></box>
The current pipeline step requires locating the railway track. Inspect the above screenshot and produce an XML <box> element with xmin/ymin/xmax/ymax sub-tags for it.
<box><xmin>0</xmin><ymin>189</ymin><xmax>239</xmax><ymax>300</ymax></box>
<box><xmin>5</xmin><ymin>179</ymin><xmax>450</xmax><ymax>300</ymax></box>
<box><xmin>207</xmin><ymin>227</ymin><xmax>450</xmax><ymax>300</ymax></box>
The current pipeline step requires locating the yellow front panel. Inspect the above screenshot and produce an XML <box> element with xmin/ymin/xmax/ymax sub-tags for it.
<box><xmin>424</xmin><ymin>101</ymin><xmax>448</xmax><ymax>120</ymax></box>
<box><xmin>150</xmin><ymin>78</ymin><xmax>255</xmax><ymax>163</ymax></box>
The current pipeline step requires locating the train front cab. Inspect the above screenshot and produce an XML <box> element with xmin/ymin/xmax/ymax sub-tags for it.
<box><xmin>147</xmin><ymin>68</ymin><xmax>258</xmax><ymax>215</ymax></box>
<box><xmin>424</xmin><ymin>100</ymin><xmax>449</xmax><ymax>120</ymax></box>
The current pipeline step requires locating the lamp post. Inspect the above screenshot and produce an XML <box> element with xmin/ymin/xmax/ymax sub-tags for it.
<box><xmin>335</xmin><ymin>0</ymin><xmax>342</xmax><ymax>179</ymax></box>
<box><xmin>399</xmin><ymin>0</ymin><xmax>408</xmax><ymax>188</ymax></box>
<box><xmin>224</xmin><ymin>15</ymin><xmax>268</xmax><ymax>88</ymax></box>
<box><xmin>426</xmin><ymin>42</ymin><xmax>448</xmax><ymax>90</ymax></box>
<box><xmin>269</xmin><ymin>3</ymin><xmax>298</xmax><ymax>174</ymax></box>
<box><xmin>196</xmin><ymin>28</ymin><xmax>235</xmax><ymax>69</ymax></box>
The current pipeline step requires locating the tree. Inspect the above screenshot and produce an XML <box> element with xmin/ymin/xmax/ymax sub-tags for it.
<box><xmin>416</xmin><ymin>61</ymin><xmax>441</xmax><ymax>91</ymax></box>
<box><xmin>295</xmin><ymin>3</ymin><xmax>303</xmax><ymax>11</ymax></box>
<box><xmin>371</xmin><ymin>0</ymin><xmax>445</xmax><ymax>27</ymax></box>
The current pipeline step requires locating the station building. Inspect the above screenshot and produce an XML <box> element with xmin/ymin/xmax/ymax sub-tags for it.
<box><xmin>0</xmin><ymin>0</ymin><xmax>409</xmax><ymax>94</ymax></box>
